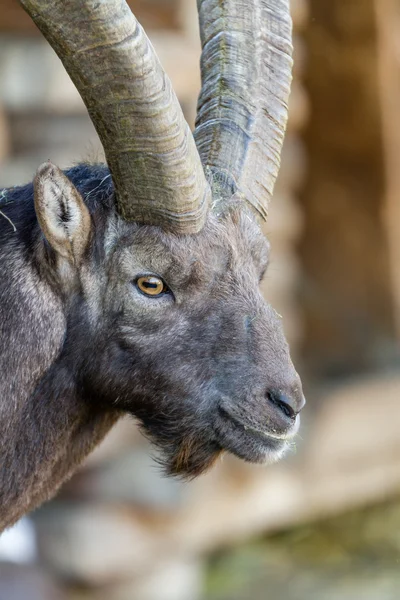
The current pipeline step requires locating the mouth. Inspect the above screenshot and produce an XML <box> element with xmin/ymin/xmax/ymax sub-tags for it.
<box><xmin>214</xmin><ymin>406</ymin><xmax>299</xmax><ymax>465</ymax></box>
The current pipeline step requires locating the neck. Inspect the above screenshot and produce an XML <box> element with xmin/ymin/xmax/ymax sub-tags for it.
<box><xmin>0</xmin><ymin>360</ymin><xmax>118</xmax><ymax>530</ymax></box>
<box><xmin>0</xmin><ymin>222</ymin><xmax>118</xmax><ymax>531</ymax></box>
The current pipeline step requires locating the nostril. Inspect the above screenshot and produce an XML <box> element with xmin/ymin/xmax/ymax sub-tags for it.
<box><xmin>267</xmin><ymin>390</ymin><xmax>297</xmax><ymax>420</ymax></box>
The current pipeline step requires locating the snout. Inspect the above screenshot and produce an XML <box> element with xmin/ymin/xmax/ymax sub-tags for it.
<box><xmin>214</xmin><ymin>380</ymin><xmax>306</xmax><ymax>465</ymax></box>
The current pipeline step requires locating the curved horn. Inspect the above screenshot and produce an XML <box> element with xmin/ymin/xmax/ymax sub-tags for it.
<box><xmin>194</xmin><ymin>0</ymin><xmax>293</xmax><ymax>220</ymax></box>
<box><xmin>20</xmin><ymin>0</ymin><xmax>210</xmax><ymax>234</ymax></box>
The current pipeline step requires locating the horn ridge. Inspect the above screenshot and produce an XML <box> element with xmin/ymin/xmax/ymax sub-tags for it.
<box><xmin>194</xmin><ymin>0</ymin><xmax>293</xmax><ymax>220</ymax></box>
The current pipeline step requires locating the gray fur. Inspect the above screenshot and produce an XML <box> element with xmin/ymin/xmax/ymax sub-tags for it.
<box><xmin>0</xmin><ymin>164</ymin><xmax>304</xmax><ymax>531</ymax></box>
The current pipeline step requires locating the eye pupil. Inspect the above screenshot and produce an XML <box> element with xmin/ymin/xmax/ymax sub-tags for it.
<box><xmin>136</xmin><ymin>276</ymin><xmax>167</xmax><ymax>297</ymax></box>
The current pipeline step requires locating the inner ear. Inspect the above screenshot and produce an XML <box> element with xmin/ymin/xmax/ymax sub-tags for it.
<box><xmin>34</xmin><ymin>161</ymin><xmax>91</xmax><ymax>265</ymax></box>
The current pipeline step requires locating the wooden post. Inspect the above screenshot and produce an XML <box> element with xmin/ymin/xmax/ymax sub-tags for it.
<box><xmin>374</xmin><ymin>0</ymin><xmax>400</xmax><ymax>337</ymax></box>
<box><xmin>299</xmin><ymin>0</ymin><xmax>398</xmax><ymax>378</ymax></box>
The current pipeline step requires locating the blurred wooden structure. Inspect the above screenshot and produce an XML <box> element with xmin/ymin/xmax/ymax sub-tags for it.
<box><xmin>300</xmin><ymin>0</ymin><xmax>400</xmax><ymax>378</ymax></box>
<box><xmin>375</xmin><ymin>0</ymin><xmax>400</xmax><ymax>337</ymax></box>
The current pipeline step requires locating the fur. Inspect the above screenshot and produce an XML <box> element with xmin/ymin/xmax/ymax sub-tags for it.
<box><xmin>0</xmin><ymin>164</ymin><xmax>304</xmax><ymax>531</ymax></box>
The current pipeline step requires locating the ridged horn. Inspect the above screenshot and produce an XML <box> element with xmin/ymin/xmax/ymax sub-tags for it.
<box><xmin>194</xmin><ymin>0</ymin><xmax>293</xmax><ymax>220</ymax></box>
<box><xmin>20</xmin><ymin>0</ymin><xmax>210</xmax><ymax>234</ymax></box>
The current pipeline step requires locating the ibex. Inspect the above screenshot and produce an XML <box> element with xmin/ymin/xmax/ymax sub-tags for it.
<box><xmin>0</xmin><ymin>0</ymin><xmax>305</xmax><ymax>531</ymax></box>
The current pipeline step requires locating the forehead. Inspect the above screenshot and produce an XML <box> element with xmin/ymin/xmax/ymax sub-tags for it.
<box><xmin>107</xmin><ymin>210</ymin><xmax>270</xmax><ymax>281</ymax></box>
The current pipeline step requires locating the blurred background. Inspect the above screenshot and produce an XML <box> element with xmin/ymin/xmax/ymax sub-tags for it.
<box><xmin>1</xmin><ymin>0</ymin><xmax>400</xmax><ymax>598</ymax></box>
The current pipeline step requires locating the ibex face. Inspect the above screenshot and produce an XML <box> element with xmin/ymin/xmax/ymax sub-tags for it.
<box><xmin>35</xmin><ymin>163</ymin><xmax>304</xmax><ymax>478</ymax></box>
<box><xmin>22</xmin><ymin>0</ymin><xmax>304</xmax><ymax>480</ymax></box>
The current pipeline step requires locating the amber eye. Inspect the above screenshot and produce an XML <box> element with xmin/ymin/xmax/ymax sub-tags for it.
<box><xmin>136</xmin><ymin>275</ymin><xmax>168</xmax><ymax>297</ymax></box>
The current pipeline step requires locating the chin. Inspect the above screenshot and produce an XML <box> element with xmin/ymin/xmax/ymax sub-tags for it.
<box><xmin>140</xmin><ymin>411</ymin><xmax>296</xmax><ymax>480</ymax></box>
<box><xmin>251</xmin><ymin>439</ymin><xmax>291</xmax><ymax>465</ymax></box>
<box><xmin>219</xmin><ymin>428</ymin><xmax>292</xmax><ymax>465</ymax></box>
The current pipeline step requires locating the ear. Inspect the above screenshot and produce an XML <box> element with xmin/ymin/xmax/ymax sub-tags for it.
<box><xmin>34</xmin><ymin>161</ymin><xmax>91</xmax><ymax>265</ymax></box>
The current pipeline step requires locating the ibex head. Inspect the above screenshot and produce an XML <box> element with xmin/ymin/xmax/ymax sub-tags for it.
<box><xmin>23</xmin><ymin>0</ymin><xmax>304</xmax><ymax>478</ymax></box>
